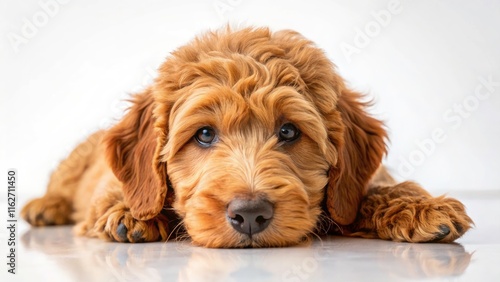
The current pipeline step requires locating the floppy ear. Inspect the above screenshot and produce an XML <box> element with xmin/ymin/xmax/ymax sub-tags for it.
<box><xmin>326</xmin><ymin>89</ymin><xmax>386</xmax><ymax>226</ymax></box>
<box><xmin>267</xmin><ymin>29</ymin><xmax>386</xmax><ymax>225</ymax></box>
<box><xmin>104</xmin><ymin>90</ymin><xmax>168</xmax><ymax>221</ymax></box>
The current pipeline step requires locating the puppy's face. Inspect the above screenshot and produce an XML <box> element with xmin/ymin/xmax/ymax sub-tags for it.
<box><xmin>162</xmin><ymin>62</ymin><xmax>334</xmax><ymax>247</ymax></box>
<box><xmin>107</xmin><ymin>27</ymin><xmax>385</xmax><ymax>248</ymax></box>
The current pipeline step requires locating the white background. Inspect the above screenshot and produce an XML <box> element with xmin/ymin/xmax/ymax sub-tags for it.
<box><xmin>1</xmin><ymin>0</ymin><xmax>499</xmax><ymax>201</ymax></box>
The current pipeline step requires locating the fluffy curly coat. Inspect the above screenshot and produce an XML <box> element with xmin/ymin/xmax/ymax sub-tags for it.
<box><xmin>21</xmin><ymin>27</ymin><xmax>473</xmax><ymax>247</ymax></box>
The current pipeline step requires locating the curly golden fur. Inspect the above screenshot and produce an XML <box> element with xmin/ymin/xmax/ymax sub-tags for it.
<box><xmin>21</xmin><ymin>27</ymin><xmax>473</xmax><ymax>247</ymax></box>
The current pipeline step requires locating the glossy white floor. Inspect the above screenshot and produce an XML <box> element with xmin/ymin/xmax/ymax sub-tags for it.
<box><xmin>4</xmin><ymin>193</ymin><xmax>500</xmax><ymax>282</ymax></box>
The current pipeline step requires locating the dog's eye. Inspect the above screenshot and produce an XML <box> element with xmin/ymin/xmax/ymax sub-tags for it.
<box><xmin>278</xmin><ymin>123</ymin><xmax>301</xmax><ymax>142</ymax></box>
<box><xmin>195</xmin><ymin>126</ymin><xmax>217</xmax><ymax>147</ymax></box>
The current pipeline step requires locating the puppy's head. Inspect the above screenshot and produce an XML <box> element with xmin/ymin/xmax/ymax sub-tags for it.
<box><xmin>105</xmin><ymin>27</ymin><xmax>386</xmax><ymax>248</ymax></box>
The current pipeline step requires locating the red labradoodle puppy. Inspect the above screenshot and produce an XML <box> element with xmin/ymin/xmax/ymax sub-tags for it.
<box><xmin>22</xmin><ymin>27</ymin><xmax>473</xmax><ymax>247</ymax></box>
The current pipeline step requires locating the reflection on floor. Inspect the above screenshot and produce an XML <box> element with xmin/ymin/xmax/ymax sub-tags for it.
<box><xmin>6</xmin><ymin>195</ymin><xmax>500</xmax><ymax>281</ymax></box>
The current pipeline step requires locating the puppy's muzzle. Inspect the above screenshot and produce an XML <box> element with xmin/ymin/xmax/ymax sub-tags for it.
<box><xmin>227</xmin><ymin>198</ymin><xmax>274</xmax><ymax>236</ymax></box>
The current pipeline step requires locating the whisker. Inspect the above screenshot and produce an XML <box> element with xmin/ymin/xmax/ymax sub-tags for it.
<box><xmin>167</xmin><ymin>219</ymin><xmax>186</xmax><ymax>242</ymax></box>
<box><xmin>309</xmin><ymin>231</ymin><xmax>323</xmax><ymax>243</ymax></box>
<box><xmin>316</xmin><ymin>213</ymin><xmax>343</xmax><ymax>235</ymax></box>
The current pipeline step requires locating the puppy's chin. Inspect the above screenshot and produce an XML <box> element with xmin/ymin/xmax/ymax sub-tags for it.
<box><xmin>192</xmin><ymin>233</ymin><xmax>309</xmax><ymax>249</ymax></box>
<box><xmin>181</xmin><ymin>203</ymin><xmax>321</xmax><ymax>248</ymax></box>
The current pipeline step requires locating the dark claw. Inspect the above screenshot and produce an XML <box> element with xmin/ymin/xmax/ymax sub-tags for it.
<box><xmin>34</xmin><ymin>212</ymin><xmax>55</xmax><ymax>225</ymax></box>
<box><xmin>116</xmin><ymin>223</ymin><xmax>129</xmax><ymax>242</ymax></box>
<box><xmin>35</xmin><ymin>212</ymin><xmax>45</xmax><ymax>223</ymax></box>
<box><xmin>439</xmin><ymin>224</ymin><xmax>451</xmax><ymax>236</ymax></box>
<box><xmin>453</xmin><ymin>222</ymin><xmax>464</xmax><ymax>234</ymax></box>
<box><xmin>131</xmin><ymin>231</ymin><xmax>144</xmax><ymax>243</ymax></box>
<box><xmin>431</xmin><ymin>225</ymin><xmax>451</xmax><ymax>242</ymax></box>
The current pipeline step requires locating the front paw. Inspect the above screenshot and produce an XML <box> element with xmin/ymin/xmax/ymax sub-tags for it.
<box><xmin>377</xmin><ymin>196</ymin><xmax>473</xmax><ymax>243</ymax></box>
<box><xmin>93</xmin><ymin>203</ymin><xmax>169</xmax><ymax>243</ymax></box>
<box><xmin>21</xmin><ymin>196</ymin><xmax>72</xmax><ymax>226</ymax></box>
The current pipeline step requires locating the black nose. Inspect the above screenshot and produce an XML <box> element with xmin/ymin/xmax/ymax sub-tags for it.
<box><xmin>227</xmin><ymin>198</ymin><xmax>274</xmax><ymax>236</ymax></box>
